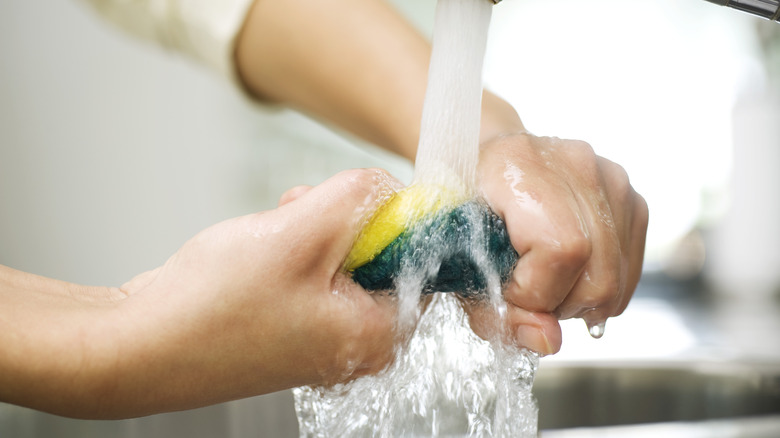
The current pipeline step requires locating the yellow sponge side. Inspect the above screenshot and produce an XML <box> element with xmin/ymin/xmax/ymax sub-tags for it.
<box><xmin>345</xmin><ymin>184</ymin><xmax>466</xmax><ymax>271</ymax></box>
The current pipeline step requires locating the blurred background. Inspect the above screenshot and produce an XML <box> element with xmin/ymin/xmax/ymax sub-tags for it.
<box><xmin>1</xmin><ymin>0</ymin><xmax>779</xmax><ymax>436</ymax></box>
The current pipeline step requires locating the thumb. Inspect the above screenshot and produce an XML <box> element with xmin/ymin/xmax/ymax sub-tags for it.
<box><xmin>285</xmin><ymin>168</ymin><xmax>402</xmax><ymax>269</ymax></box>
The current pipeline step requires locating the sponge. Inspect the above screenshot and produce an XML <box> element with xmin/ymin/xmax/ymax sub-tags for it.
<box><xmin>346</xmin><ymin>185</ymin><xmax>518</xmax><ymax>298</ymax></box>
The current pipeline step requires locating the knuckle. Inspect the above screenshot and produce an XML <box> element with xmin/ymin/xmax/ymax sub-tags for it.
<box><xmin>503</xmin><ymin>277</ymin><xmax>523</xmax><ymax>305</ymax></box>
<box><xmin>598</xmin><ymin>272</ymin><xmax>623</xmax><ymax>303</ymax></box>
<box><xmin>337</xmin><ymin>168</ymin><xmax>398</xmax><ymax>201</ymax></box>
<box><xmin>552</xmin><ymin>235</ymin><xmax>592</xmax><ymax>270</ymax></box>
<box><xmin>325</xmin><ymin>320</ymin><xmax>366</xmax><ymax>383</ymax></box>
<box><xmin>507</xmin><ymin>278</ymin><xmax>550</xmax><ymax>312</ymax></box>
<box><xmin>340</xmin><ymin>167</ymin><xmax>382</xmax><ymax>189</ymax></box>
<box><xmin>563</xmin><ymin>141</ymin><xmax>602</xmax><ymax>182</ymax></box>
<box><xmin>327</xmin><ymin>308</ymin><xmax>393</xmax><ymax>382</ymax></box>
<box><xmin>635</xmin><ymin>193</ymin><xmax>650</xmax><ymax>228</ymax></box>
<box><xmin>607</xmin><ymin>161</ymin><xmax>631</xmax><ymax>191</ymax></box>
<box><xmin>575</xmin><ymin>271</ymin><xmax>623</xmax><ymax>315</ymax></box>
<box><xmin>612</xmin><ymin>161</ymin><xmax>631</xmax><ymax>186</ymax></box>
<box><xmin>602</xmin><ymin>158</ymin><xmax>635</xmax><ymax>200</ymax></box>
<box><xmin>566</xmin><ymin>140</ymin><xmax>597</xmax><ymax>162</ymax></box>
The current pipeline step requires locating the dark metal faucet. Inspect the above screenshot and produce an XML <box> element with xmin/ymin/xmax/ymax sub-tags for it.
<box><xmin>491</xmin><ymin>0</ymin><xmax>779</xmax><ymax>22</ymax></box>
<box><xmin>704</xmin><ymin>0</ymin><xmax>780</xmax><ymax>22</ymax></box>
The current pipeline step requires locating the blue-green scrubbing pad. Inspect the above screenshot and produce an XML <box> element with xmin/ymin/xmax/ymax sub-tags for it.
<box><xmin>349</xmin><ymin>200</ymin><xmax>518</xmax><ymax>299</ymax></box>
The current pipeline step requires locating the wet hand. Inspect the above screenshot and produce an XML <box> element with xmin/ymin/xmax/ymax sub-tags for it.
<box><xmin>470</xmin><ymin>132</ymin><xmax>648</xmax><ymax>355</ymax></box>
<box><xmin>116</xmin><ymin>169</ymin><xmax>401</xmax><ymax>414</ymax></box>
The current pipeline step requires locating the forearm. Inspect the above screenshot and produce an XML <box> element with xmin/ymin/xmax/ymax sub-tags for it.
<box><xmin>235</xmin><ymin>0</ymin><xmax>525</xmax><ymax>161</ymax></box>
<box><xmin>0</xmin><ymin>265</ymin><xmax>125</xmax><ymax>417</ymax></box>
<box><xmin>236</xmin><ymin>0</ymin><xmax>428</xmax><ymax>159</ymax></box>
<box><xmin>0</xmin><ymin>264</ymin><xmax>296</xmax><ymax>419</ymax></box>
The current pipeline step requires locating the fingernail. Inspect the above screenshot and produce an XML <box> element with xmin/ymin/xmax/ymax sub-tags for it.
<box><xmin>515</xmin><ymin>324</ymin><xmax>554</xmax><ymax>356</ymax></box>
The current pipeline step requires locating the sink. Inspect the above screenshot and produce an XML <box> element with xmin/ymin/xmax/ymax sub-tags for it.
<box><xmin>533</xmin><ymin>360</ymin><xmax>780</xmax><ymax>437</ymax></box>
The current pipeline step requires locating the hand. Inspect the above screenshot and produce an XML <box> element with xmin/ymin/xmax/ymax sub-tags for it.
<box><xmin>108</xmin><ymin>169</ymin><xmax>401</xmax><ymax>417</ymax></box>
<box><xmin>468</xmin><ymin>132</ymin><xmax>648</xmax><ymax>355</ymax></box>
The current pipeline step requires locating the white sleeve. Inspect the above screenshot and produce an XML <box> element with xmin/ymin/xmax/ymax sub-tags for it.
<box><xmin>79</xmin><ymin>0</ymin><xmax>256</xmax><ymax>83</ymax></box>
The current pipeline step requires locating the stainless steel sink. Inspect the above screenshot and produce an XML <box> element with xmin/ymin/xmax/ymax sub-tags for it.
<box><xmin>533</xmin><ymin>360</ymin><xmax>780</xmax><ymax>437</ymax></box>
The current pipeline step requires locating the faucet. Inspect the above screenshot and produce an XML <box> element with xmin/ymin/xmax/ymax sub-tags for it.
<box><xmin>490</xmin><ymin>0</ymin><xmax>779</xmax><ymax>23</ymax></box>
<box><xmin>704</xmin><ymin>0</ymin><xmax>780</xmax><ymax>21</ymax></box>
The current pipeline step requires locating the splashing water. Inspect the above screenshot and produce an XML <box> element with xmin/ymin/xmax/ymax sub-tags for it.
<box><xmin>294</xmin><ymin>294</ymin><xmax>538</xmax><ymax>437</ymax></box>
<box><xmin>294</xmin><ymin>0</ymin><xmax>539</xmax><ymax>436</ymax></box>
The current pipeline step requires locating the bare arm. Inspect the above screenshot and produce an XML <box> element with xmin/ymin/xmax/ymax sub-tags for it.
<box><xmin>0</xmin><ymin>265</ymin><xmax>126</xmax><ymax>417</ymax></box>
<box><xmin>0</xmin><ymin>170</ymin><xmax>400</xmax><ymax>419</ymax></box>
<box><xmin>236</xmin><ymin>0</ymin><xmax>429</xmax><ymax>159</ymax></box>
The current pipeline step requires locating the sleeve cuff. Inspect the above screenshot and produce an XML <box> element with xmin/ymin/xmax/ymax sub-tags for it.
<box><xmin>80</xmin><ymin>0</ymin><xmax>257</xmax><ymax>89</ymax></box>
<box><xmin>168</xmin><ymin>0</ymin><xmax>256</xmax><ymax>86</ymax></box>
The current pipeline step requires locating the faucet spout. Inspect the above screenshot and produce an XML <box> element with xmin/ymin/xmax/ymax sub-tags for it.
<box><xmin>703</xmin><ymin>0</ymin><xmax>780</xmax><ymax>22</ymax></box>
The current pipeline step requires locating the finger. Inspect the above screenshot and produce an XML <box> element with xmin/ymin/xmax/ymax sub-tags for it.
<box><xmin>555</xmin><ymin>157</ymin><xmax>642</xmax><ymax>321</ymax></box>
<box><xmin>278</xmin><ymin>185</ymin><xmax>312</xmax><ymax>206</ymax></box>
<box><xmin>501</xmin><ymin>188</ymin><xmax>592</xmax><ymax>313</ymax></box>
<box><xmin>616</xmin><ymin>191</ymin><xmax>648</xmax><ymax>315</ymax></box>
<box><xmin>593</xmin><ymin>159</ymin><xmax>647</xmax><ymax>317</ymax></box>
<box><xmin>325</xmin><ymin>274</ymin><xmax>399</xmax><ymax>382</ymax></box>
<box><xmin>505</xmin><ymin>233</ymin><xmax>591</xmax><ymax>314</ymax></box>
<box><xmin>465</xmin><ymin>300</ymin><xmax>562</xmax><ymax>356</ymax></box>
<box><xmin>554</xmin><ymin>209</ymin><xmax>622</xmax><ymax>321</ymax></box>
<box><xmin>479</xmin><ymin>149</ymin><xmax>594</xmax><ymax>313</ymax></box>
<box><xmin>554</xmin><ymin>161</ymin><xmax>625</xmax><ymax>321</ymax></box>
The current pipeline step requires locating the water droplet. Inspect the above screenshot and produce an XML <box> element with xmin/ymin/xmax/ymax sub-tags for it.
<box><xmin>587</xmin><ymin>320</ymin><xmax>606</xmax><ymax>339</ymax></box>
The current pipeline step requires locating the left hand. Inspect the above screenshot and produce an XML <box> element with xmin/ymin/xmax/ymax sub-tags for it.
<box><xmin>106</xmin><ymin>169</ymin><xmax>402</xmax><ymax>417</ymax></box>
<box><xmin>467</xmin><ymin>131</ymin><xmax>648</xmax><ymax>355</ymax></box>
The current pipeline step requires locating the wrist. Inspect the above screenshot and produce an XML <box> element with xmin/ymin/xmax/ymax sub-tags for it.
<box><xmin>480</xmin><ymin>90</ymin><xmax>526</xmax><ymax>145</ymax></box>
<box><xmin>0</xmin><ymin>265</ymin><xmax>129</xmax><ymax>417</ymax></box>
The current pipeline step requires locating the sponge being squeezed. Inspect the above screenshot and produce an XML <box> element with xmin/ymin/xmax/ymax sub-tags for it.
<box><xmin>345</xmin><ymin>185</ymin><xmax>518</xmax><ymax>298</ymax></box>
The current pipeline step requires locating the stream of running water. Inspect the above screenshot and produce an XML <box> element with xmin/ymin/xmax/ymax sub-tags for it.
<box><xmin>294</xmin><ymin>1</ymin><xmax>539</xmax><ymax>436</ymax></box>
